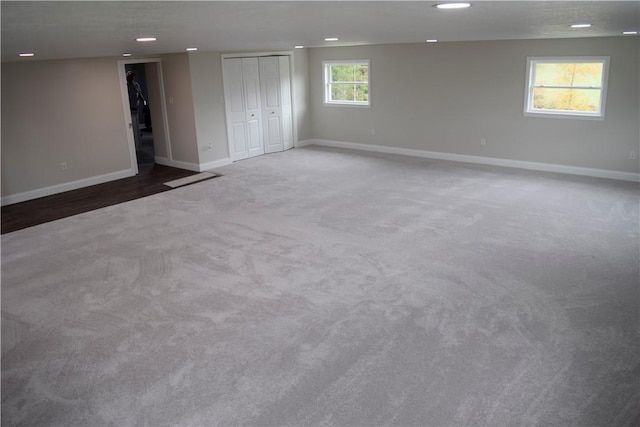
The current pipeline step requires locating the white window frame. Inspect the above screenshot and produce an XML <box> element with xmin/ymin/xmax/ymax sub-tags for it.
<box><xmin>524</xmin><ymin>56</ymin><xmax>610</xmax><ymax>120</ymax></box>
<box><xmin>323</xmin><ymin>60</ymin><xmax>371</xmax><ymax>107</ymax></box>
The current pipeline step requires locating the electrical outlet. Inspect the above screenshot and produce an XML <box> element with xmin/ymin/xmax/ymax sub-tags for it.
<box><xmin>480</xmin><ymin>138</ymin><xmax>486</xmax><ymax>146</ymax></box>
<box><xmin>370</xmin><ymin>128</ymin><xmax>376</xmax><ymax>135</ymax></box>
<box><xmin>61</xmin><ymin>162</ymin><xmax>68</xmax><ymax>171</ymax></box>
<box><xmin>630</xmin><ymin>151</ymin><xmax>636</xmax><ymax>160</ymax></box>
<box><xmin>208</xmin><ymin>143</ymin><xmax>213</xmax><ymax>151</ymax></box>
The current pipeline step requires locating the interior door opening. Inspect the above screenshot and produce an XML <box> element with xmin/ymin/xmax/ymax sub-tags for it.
<box><xmin>119</xmin><ymin>59</ymin><xmax>170</xmax><ymax>175</ymax></box>
<box><xmin>125</xmin><ymin>63</ymin><xmax>156</xmax><ymax>173</ymax></box>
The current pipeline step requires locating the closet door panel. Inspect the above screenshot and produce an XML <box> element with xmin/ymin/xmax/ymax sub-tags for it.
<box><xmin>279</xmin><ymin>56</ymin><xmax>294</xmax><ymax>150</ymax></box>
<box><xmin>222</xmin><ymin>58</ymin><xmax>249</xmax><ymax>161</ymax></box>
<box><xmin>231</xmin><ymin>123</ymin><xmax>249</xmax><ymax>157</ymax></box>
<box><xmin>242</xmin><ymin>58</ymin><xmax>265</xmax><ymax>158</ymax></box>
<box><xmin>260</xmin><ymin>57</ymin><xmax>284</xmax><ymax>154</ymax></box>
<box><xmin>224</xmin><ymin>55</ymin><xmax>293</xmax><ymax>161</ymax></box>
<box><xmin>247</xmin><ymin>118</ymin><xmax>263</xmax><ymax>151</ymax></box>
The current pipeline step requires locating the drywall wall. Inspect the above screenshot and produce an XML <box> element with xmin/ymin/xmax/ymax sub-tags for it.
<box><xmin>190</xmin><ymin>49</ymin><xmax>310</xmax><ymax>161</ymax></box>
<box><xmin>309</xmin><ymin>37</ymin><xmax>640</xmax><ymax>173</ymax></box>
<box><xmin>1</xmin><ymin>57</ymin><xmax>132</xmax><ymax>198</ymax></box>
<box><xmin>160</xmin><ymin>53</ymin><xmax>199</xmax><ymax>166</ymax></box>
<box><xmin>188</xmin><ymin>51</ymin><xmax>230</xmax><ymax>163</ymax></box>
<box><xmin>293</xmin><ymin>48</ymin><xmax>311</xmax><ymax>142</ymax></box>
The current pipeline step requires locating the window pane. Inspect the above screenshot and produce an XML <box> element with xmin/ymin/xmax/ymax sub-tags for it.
<box><xmin>354</xmin><ymin>84</ymin><xmax>369</xmax><ymax>102</ymax></box>
<box><xmin>331</xmin><ymin>65</ymin><xmax>353</xmax><ymax>83</ymax></box>
<box><xmin>331</xmin><ymin>84</ymin><xmax>351</xmax><ymax>101</ymax></box>
<box><xmin>330</xmin><ymin>83</ymin><xmax>369</xmax><ymax>102</ymax></box>
<box><xmin>534</xmin><ymin>63</ymin><xmax>603</xmax><ymax>87</ymax></box>
<box><xmin>324</xmin><ymin>60</ymin><xmax>370</xmax><ymax>105</ymax></box>
<box><xmin>532</xmin><ymin>87</ymin><xmax>601</xmax><ymax>112</ymax></box>
<box><xmin>356</xmin><ymin>65</ymin><xmax>368</xmax><ymax>83</ymax></box>
<box><xmin>330</xmin><ymin>64</ymin><xmax>368</xmax><ymax>83</ymax></box>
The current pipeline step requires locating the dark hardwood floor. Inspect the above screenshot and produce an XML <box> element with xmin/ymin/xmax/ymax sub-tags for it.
<box><xmin>1</xmin><ymin>165</ymin><xmax>199</xmax><ymax>234</ymax></box>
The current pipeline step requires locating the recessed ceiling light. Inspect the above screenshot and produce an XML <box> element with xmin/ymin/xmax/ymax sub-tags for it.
<box><xmin>295</xmin><ymin>45</ymin><xmax>305</xmax><ymax>49</ymax></box>
<box><xmin>122</xmin><ymin>53</ymin><xmax>132</xmax><ymax>57</ymax></box>
<box><xmin>435</xmin><ymin>3</ymin><xmax>471</xmax><ymax>9</ymax></box>
<box><xmin>426</xmin><ymin>39</ymin><xmax>438</xmax><ymax>43</ymax></box>
<box><xmin>623</xmin><ymin>31</ymin><xmax>638</xmax><ymax>35</ymax></box>
<box><xmin>186</xmin><ymin>47</ymin><xmax>198</xmax><ymax>51</ymax></box>
<box><xmin>136</xmin><ymin>37</ymin><xmax>157</xmax><ymax>42</ymax></box>
<box><xmin>324</xmin><ymin>37</ymin><xmax>339</xmax><ymax>41</ymax></box>
<box><xmin>571</xmin><ymin>23</ymin><xmax>592</xmax><ymax>28</ymax></box>
<box><xmin>19</xmin><ymin>53</ymin><xmax>34</xmax><ymax>57</ymax></box>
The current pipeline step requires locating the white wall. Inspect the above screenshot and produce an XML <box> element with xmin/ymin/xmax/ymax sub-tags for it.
<box><xmin>293</xmin><ymin>48</ymin><xmax>311</xmax><ymax>142</ymax></box>
<box><xmin>188</xmin><ymin>49</ymin><xmax>310</xmax><ymax>164</ymax></box>
<box><xmin>188</xmin><ymin>51</ymin><xmax>230</xmax><ymax>163</ymax></box>
<box><xmin>309</xmin><ymin>37</ymin><xmax>640</xmax><ymax>174</ymax></box>
<box><xmin>3</xmin><ymin>37</ymin><xmax>636</xmax><ymax>203</ymax></box>
<box><xmin>160</xmin><ymin>53</ymin><xmax>200</xmax><ymax>165</ymax></box>
<box><xmin>1</xmin><ymin>53</ymin><xmax>209</xmax><ymax>202</ymax></box>
<box><xmin>189</xmin><ymin>49</ymin><xmax>310</xmax><ymax>162</ymax></box>
<box><xmin>1</xmin><ymin>58</ymin><xmax>133</xmax><ymax>198</ymax></box>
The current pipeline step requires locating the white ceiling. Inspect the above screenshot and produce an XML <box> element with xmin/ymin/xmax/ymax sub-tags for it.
<box><xmin>2</xmin><ymin>1</ymin><xmax>639</xmax><ymax>62</ymax></box>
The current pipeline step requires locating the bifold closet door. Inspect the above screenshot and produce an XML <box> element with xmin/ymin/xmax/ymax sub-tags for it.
<box><xmin>259</xmin><ymin>56</ymin><xmax>294</xmax><ymax>154</ymax></box>
<box><xmin>222</xmin><ymin>57</ymin><xmax>264</xmax><ymax>161</ymax></box>
<box><xmin>279</xmin><ymin>56</ymin><xmax>294</xmax><ymax>151</ymax></box>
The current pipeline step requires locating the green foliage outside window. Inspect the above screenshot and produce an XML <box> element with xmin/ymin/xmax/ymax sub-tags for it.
<box><xmin>328</xmin><ymin>64</ymin><xmax>369</xmax><ymax>103</ymax></box>
<box><xmin>532</xmin><ymin>63</ymin><xmax>604</xmax><ymax>113</ymax></box>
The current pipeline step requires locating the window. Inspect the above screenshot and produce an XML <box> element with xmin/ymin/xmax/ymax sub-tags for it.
<box><xmin>524</xmin><ymin>57</ymin><xmax>609</xmax><ymax>119</ymax></box>
<box><xmin>323</xmin><ymin>60</ymin><xmax>370</xmax><ymax>106</ymax></box>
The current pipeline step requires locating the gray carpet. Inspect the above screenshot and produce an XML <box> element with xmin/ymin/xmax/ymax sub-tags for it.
<box><xmin>2</xmin><ymin>146</ymin><xmax>639</xmax><ymax>426</ymax></box>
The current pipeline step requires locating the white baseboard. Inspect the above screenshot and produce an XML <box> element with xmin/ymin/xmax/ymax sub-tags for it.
<box><xmin>304</xmin><ymin>139</ymin><xmax>640</xmax><ymax>182</ymax></box>
<box><xmin>154</xmin><ymin>157</ymin><xmax>200</xmax><ymax>172</ymax></box>
<box><xmin>2</xmin><ymin>157</ymin><xmax>234</xmax><ymax>206</ymax></box>
<box><xmin>199</xmin><ymin>158</ymin><xmax>232</xmax><ymax>171</ymax></box>
<box><xmin>1</xmin><ymin>169</ymin><xmax>135</xmax><ymax>206</ymax></box>
<box><xmin>155</xmin><ymin>156</ymin><xmax>232</xmax><ymax>172</ymax></box>
<box><xmin>294</xmin><ymin>139</ymin><xmax>315</xmax><ymax>148</ymax></box>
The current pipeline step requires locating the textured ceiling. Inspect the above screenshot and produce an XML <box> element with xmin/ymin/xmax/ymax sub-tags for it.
<box><xmin>2</xmin><ymin>1</ymin><xmax>639</xmax><ymax>62</ymax></box>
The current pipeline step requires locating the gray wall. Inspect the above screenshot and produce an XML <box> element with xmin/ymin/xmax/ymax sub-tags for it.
<box><xmin>160</xmin><ymin>53</ymin><xmax>200</xmax><ymax>165</ymax></box>
<box><xmin>1</xmin><ymin>53</ymin><xmax>212</xmax><ymax>200</ymax></box>
<box><xmin>189</xmin><ymin>51</ymin><xmax>231</xmax><ymax>163</ymax></box>
<box><xmin>1</xmin><ymin>49</ymin><xmax>310</xmax><ymax>201</ymax></box>
<box><xmin>309</xmin><ymin>37</ymin><xmax>640</xmax><ymax>173</ymax></box>
<box><xmin>2</xmin><ymin>36</ymin><xmax>636</xmax><ymax>202</ymax></box>
<box><xmin>293</xmin><ymin>48</ymin><xmax>311</xmax><ymax>142</ymax></box>
<box><xmin>1</xmin><ymin>57</ymin><xmax>132</xmax><ymax>196</ymax></box>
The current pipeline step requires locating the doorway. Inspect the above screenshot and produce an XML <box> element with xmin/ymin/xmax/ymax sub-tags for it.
<box><xmin>125</xmin><ymin>63</ymin><xmax>155</xmax><ymax>172</ymax></box>
<box><xmin>119</xmin><ymin>58</ymin><xmax>171</xmax><ymax>175</ymax></box>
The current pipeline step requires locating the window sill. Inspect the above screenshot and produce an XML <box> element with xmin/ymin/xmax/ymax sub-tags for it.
<box><xmin>323</xmin><ymin>102</ymin><xmax>371</xmax><ymax>108</ymax></box>
<box><xmin>524</xmin><ymin>111</ymin><xmax>604</xmax><ymax>121</ymax></box>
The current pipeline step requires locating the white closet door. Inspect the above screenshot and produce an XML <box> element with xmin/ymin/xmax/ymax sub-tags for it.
<box><xmin>279</xmin><ymin>56</ymin><xmax>294</xmax><ymax>151</ymax></box>
<box><xmin>222</xmin><ymin>57</ymin><xmax>264</xmax><ymax>161</ymax></box>
<box><xmin>222</xmin><ymin>58</ymin><xmax>249</xmax><ymax>161</ymax></box>
<box><xmin>223</xmin><ymin>55</ymin><xmax>292</xmax><ymax>161</ymax></box>
<box><xmin>259</xmin><ymin>57</ymin><xmax>284</xmax><ymax>154</ymax></box>
<box><xmin>242</xmin><ymin>58</ymin><xmax>265</xmax><ymax>158</ymax></box>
